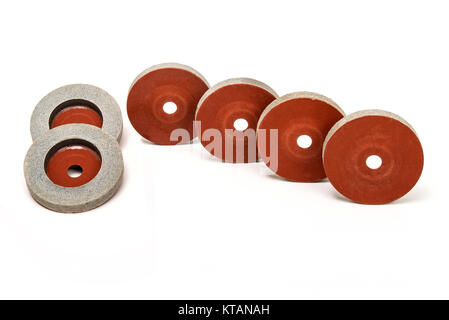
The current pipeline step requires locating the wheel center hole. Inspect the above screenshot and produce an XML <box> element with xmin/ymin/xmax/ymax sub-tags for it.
<box><xmin>366</xmin><ymin>155</ymin><xmax>382</xmax><ymax>170</ymax></box>
<box><xmin>67</xmin><ymin>165</ymin><xmax>83</xmax><ymax>178</ymax></box>
<box><xmin>297</xmin><ymin>135</ymin><xmax>312</xmax><ymax>149</ymax></box>
<box><xmin>233</xmin><ymin>118</ymin><xmax>248</xmax><ymax>131</ymax></box>
<box><xmin>162</xmin><ymin>102</ymin><xmax>178</xmax><ymax>114</ymax></box>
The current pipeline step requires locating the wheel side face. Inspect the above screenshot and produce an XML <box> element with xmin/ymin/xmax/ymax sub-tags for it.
<box><xmin>196</xmin><ymin>82</ymin><xmax>277</xmax><ymax>163</ymax></box>
<box><xmin>127</xmin><ymin>67</ymin><xmax>209</xmax><ymax>145</ymax></box>
<box><xmin>323</xmin><ymin>115</ymin><xmax>424</xmax><ymax>204</ymax></box>
<box><xmin>46</xmin><ymin>144</ymin><xmax>102</xmax><ymax>188</ymax></box>
<box><xmin>258</xmin><ymin>96</ymin><xmax>344</xmax><ymax>182</ymax></box>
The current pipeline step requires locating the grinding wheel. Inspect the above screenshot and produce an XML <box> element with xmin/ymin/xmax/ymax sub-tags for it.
<box><xmin>127</xmin><ymin>63</ymin><xmax>209</xmax><ymax>145</ymax></box>
<box><xmin>195</xmin><ymin>78</ymin><xmax>278</xmax><ymax>163</ymax></box>
<box><xmin>323</xmin><ymin>110</ymin><xmax>424</xmax><ymax>204</ymax></box>
<box><xmin>257</xmin><ymin>92</ymin><xmax>345</xmax><ymax>182</ymax></box>
<box><xmin>31</xmin><ymin>84</ymin><xmax>123</xmax><ymax>142</ymax></box>
<box><xmin>24</xmin><ymin>124</ymin><xmax>124</xmax><ymax>213</ymax></box>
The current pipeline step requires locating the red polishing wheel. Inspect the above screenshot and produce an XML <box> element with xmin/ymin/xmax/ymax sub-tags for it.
<box><xmin>257</xmin><ymin>92</ymin><xmax>345</xmax><ymax>182</ymax></box>
<box><xmin>51</xmin><ymin>105</ymin><xmax>103</xmax><ymax>129</ymax></box>
<box><xmin>195</xmin><ymin>78</ymin><xmax>278</xmax><ymax>163</ymax></box>
<box><xmin>323</xmin><ymin>110</ymin><xmax>424</xmax><ymax>204</ymax></box>
<box><xmin>127</xmin><ymin>63</ymin><xmax>209</xmax><ymax>145</ymax></box>
<box><xmin>46</xmin><ymin>144</ymin><xmax>102</xmax><ymax>188</ymax></box>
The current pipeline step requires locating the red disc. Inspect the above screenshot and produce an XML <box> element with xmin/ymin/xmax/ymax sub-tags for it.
<box><xmin>51</xmin><ymin>106</ymin><xmax>103</xmax><ymax>129</ymax></box>
<box><xmin>127</xmin><ymin>64</ymin><xmax>209</xmax><ymax>145</ymax></box>
<box><xmin>196</xmin><ymin>79</ymin><xmax>277</xmax><ymax>163</ymax></box>
<box><xmin>257</xmin><ymin>93</ymin><xmax>344</xmax><ymax>182</ymax></box>
<box><xmin>323</xmin><ymin>110</ymin><xmax>424</xmax><ymax>204</ymax></box>
<box><xmin>46</xmin><ymin>145</ymin><xmax>102</xmax><ymax>188</ymax></box>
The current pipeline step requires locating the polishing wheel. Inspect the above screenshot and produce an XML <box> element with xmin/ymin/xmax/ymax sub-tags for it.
<box><xmin>195</xmin><ymin>78</ymin><xmax>278</xmax><ymax>163</ymax></box>
<box><xmin>257</xmin><ymin>92</ymin><xmax>345</xmax><ymax>182</ymax></box>
<box><xmin>127</xmin><ymin>63</ymin><xmax>209</xmax><ymax>145</ymax></box>
<box><xmin>323</xmin><ymin>110</ymin><xmax>424</xmax><ymax>204</ymax></box>
<box><xmin>31</xmin><ymin>84</ymin><xmax>123</xmax><ymax>141</ymax></box>
<box><xmin>24</xmin><ymin>124</ymin><xmax>124</xmax><ymax>213</ymax></box>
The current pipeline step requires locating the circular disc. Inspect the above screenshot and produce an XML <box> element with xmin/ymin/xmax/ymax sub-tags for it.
<box><xmin>31</xmin><ymin>84</ymin><xmax>123</xmax><ymax>142</ymax></box>
<box><xmin>127</xmin><ymin>63</ymin><xmax>209</xmax><ymax>145</ymax></box>
<box><xmin>257</xmin><ymin>92</ymin><xmax>345</xmax><ymax>182</ymax></box>
<box><xmin>46</xmin><ymin>145</ymin><xmax>102</xmax><ymax>188</ymax></box>
<box><xmin>24</xmin><ymin>124</ymin><xmax>124</xmax><ymax>213</ymax></box>
<box><xmin>195</xmin><ymin>78</ymin><xmax>278</xmax><ymax>163</ymax></box>
<box><xmin>323</xmin><ymin>110</ymin><xmax>424</xmax><ymax>204</ymax></box>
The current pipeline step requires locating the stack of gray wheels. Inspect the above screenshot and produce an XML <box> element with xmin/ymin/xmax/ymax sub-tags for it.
<box><xmin>24</xmin><ymin>84</ymin><xmax>124</xmax><ymax>213</ymax></box>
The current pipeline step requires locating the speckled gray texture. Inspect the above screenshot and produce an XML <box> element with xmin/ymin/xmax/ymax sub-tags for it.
<box><xmin>24</xmin><ymin>124</ymin><xmax>124</xmax><ymax>213</ymax></box>
<box><xmin>195</xmin><ymin>78</ymin><xmax>279</xmax><ymax>119</ymax></box>
<box><xmin>257</xmin><ymin>91</ymin><xmax>345</xmax><ymax>130</ymax></box>
<box><xmin>31</xmin><ymin>84</ymin><xmax>123</xmax><ymax>142</ymax></box>
<box><xmin>323</xmin><ymin>109</ymin><xmax>418</xmax><ymax>157</ymax></box>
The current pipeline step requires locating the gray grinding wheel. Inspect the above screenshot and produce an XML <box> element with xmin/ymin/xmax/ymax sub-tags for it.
<box><xmin>31</xmin><ymin>84</ymin><xmax>123</xmax><ymax>142</ymax></box>
<box><xmin>24</xmin><ymin>124</ymin><xmax>124</xmax><ymax>213</ymax></box>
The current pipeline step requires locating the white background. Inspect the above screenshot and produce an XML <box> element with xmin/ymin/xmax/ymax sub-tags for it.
<box><xmin>0</xmin><ymin>0</ymin><xmax>447</xmax><ymax>299</ymax></box>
